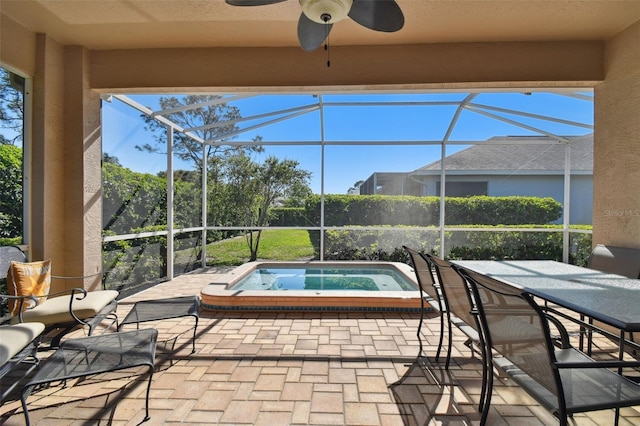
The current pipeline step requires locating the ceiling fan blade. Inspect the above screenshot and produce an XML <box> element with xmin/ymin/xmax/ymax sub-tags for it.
<box><xmin>225</xmin><ymin>0</ymin><xmax>287</xmax><ymax>6</ymax></box>
<box><xmin>348</xmin><ymin>0</ymin><xmax>404</xmax><ymax>32</ymax></box>
<box><xmin>297</xmin><ymin>13</ymin><xmax>333</xmax><ymax>52</ymax></box>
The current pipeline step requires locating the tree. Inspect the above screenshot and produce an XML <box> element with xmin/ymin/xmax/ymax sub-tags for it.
<box><xmin>0</xmin><ymin>68</ymin><xmax>24</xmax><ymax>145</ymax></box>
<box><xmin>139</xmin><ymin>94</ymin><xmax>262</xmax><ymax>174</ymax></box>
<box><xmin>348</xmin><ymin>180</ymin><xmax>364</xmax><ymax>195</ymax></box>
<box><xmin>222</xmin><ymin>154</ymin><xmax>312</xmax><ymax>261</ymax></box>
<box><xmin>136</xmin><ymin>95</ymin><xmax>313</xmax><ymax>260</ymax></box>
<box><xmin>0</xmin><ymin>144</ymin><xmax>23</xmax><ymax>237</ymax></box>
<box><xmin>102</xmin><ymin>152</ymin><xmax>122</xmax><ymax>166</ymax></box>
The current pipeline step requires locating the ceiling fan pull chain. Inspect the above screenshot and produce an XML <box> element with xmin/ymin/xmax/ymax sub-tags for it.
<box><xmin>324</xmin><ymin>18</ymin><xmax>331</xmax><ymax>67</ymax></box>
<box><xmin>325</xmin><ymin>41</ymin><xmax>330</xmax><ymax>67</ymax></box>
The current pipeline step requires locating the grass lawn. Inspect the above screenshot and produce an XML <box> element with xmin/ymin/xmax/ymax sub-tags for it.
<box><xmin>206</xmin><ymin>229</ymin><xmax>315</xmax><ymax>266</ymax></box>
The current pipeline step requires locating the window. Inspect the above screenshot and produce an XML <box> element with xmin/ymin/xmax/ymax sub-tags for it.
<box><xmin>436</xmin><ymin>182</ymin><xmax>488</xmax><ymax>197</ymax></box>
<box><xmin>0</xmin><ymin>66</ymin><xmax>27</xmax><ymax>245</ymax></box>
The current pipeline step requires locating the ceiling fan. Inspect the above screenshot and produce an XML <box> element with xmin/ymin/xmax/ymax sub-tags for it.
<box><xmin>225</xmin><ymin>0</ymin><xmax>405</xmax><ymax>52</ymax></box>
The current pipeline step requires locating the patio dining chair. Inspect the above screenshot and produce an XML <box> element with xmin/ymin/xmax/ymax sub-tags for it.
<box><xmin>402</xmin><ymin>246</ymin><xmax>445</xmax><ymax>359</ymax></box>
<box><xmin>424</xmin><ymin>254</ymin><xmax>493</xmax><ymax>413</ymax></box>
<box><xmin>459</xmin><ymin>266</ymin><xmax>640</xmax><ymax>426</ymax></box>
<box><xmin>424</xmin><ymin>254</ymin><xmax>482</xmax><ymax>368</ymax></box>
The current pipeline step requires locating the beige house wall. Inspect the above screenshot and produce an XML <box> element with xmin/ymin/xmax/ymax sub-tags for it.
<box><xmin>593</xmin><ymin>20</ymin><xmax>640</xmax><ymax>247</ymax></box>
<box><xmin>1</xmin><ymin>13</ymin><xmax>639</xmax><ymax>291</ymax></box>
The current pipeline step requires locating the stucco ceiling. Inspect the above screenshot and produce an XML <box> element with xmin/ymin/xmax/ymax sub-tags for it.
<box><xmin>2</xmin><ymin>0</ymin><xmax>640</xmax><ymax>50</ymax></box>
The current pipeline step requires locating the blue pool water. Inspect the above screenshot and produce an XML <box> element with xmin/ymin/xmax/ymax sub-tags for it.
<box><xmin>229</xmin><ymin>266</ymin><xmax>416</xmax><ymax>291</ymax></box>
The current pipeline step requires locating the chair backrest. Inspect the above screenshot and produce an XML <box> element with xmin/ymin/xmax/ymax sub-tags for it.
<box><xmin>402</xmin><ymin>246</ymin><xmax>439</xmax><ymax>302</ymax></box>
<box><xmin>0</xmin><ymin>246</ymin><xmax>27</xmax><ymax>282</ymax></box>
<box><xmin>457</xmin><ymin>267</ymin><xmax>560</xmax><ymax>397</ymax></box>
<box><xmin>426</xmin><ymin>254</ymin><xmax>477</xmax><ymax>329</ymax></box>
<box><xmin>587</xmin><ymin>244</ymin><xmax>640</xmax><ymax>279</ymax></box>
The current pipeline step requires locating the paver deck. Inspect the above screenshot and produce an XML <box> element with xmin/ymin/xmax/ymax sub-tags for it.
<box><xmin>1</xmin><ymin>266</ymin><xmax>639</xmax><ymax>425</ymax></box>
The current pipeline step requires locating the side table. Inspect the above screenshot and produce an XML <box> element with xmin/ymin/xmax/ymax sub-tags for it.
<box><xmin>118</xmin><ymin>295</ymin><xmax>200</xmax><ymax>353</ymax></box>
<box><xmin>21</xmin><ymin>328</ymin><xmax>157</xmax><ymax>426</ymax></box>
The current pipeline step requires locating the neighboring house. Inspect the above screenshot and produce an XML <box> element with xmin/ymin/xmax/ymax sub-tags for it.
<box><xmin>359</xmin><ymin>135</ymin><xmax>594</xmax><ymax>224</ymax></box>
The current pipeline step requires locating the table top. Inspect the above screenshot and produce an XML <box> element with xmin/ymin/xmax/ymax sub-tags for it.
<box><xmin>25</xmin><ymin>328</ymin><xmax>158</xmax><ymax>387</ymax></box>
<box><xmin>453</xmin><ymin>260</ymin><xmax>640</xmax><ymax>332</ymax></box>
<box><xmin>120</xmin><ymin>295</ymin><xmax>200</xmax><ymax>326</ymax></box>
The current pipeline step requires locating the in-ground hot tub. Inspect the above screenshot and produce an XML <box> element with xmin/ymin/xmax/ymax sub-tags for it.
<box><xmin>200</xmin><ymin>261</ymin><xmax>426</xmax><ymax>312</ymax></box>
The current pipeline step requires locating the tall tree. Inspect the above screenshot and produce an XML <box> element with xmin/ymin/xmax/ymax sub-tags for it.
<box><xmin>0</xmin><ymin>144</ymin><xmax>23</xmax><ymax>237</ymax></box>
<box><xmin>0</xmin><ymin>68</ymin><xmax>24</xmax><ymax>145</ymax></box>
<box><xmin>139</xmin><ymin>94</ymin><xmax>262</xmax><ymax>173</ymax></box>
<box><xmin>222</xmin><ymin>154</ymin><xmax>311</xmax><ymax>261</ymax></box>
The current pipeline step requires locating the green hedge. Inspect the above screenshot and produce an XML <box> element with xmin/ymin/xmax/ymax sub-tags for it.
<box><xmin>317</xmin><ymin>225</ymin><xmax>592</xmax><ymax>266</ymax></box>
<box><xmin>302</xmin><ymin>194</ymin><xmax>562</xmax><ymax>226</ymax></box>
<box><xmin>269</xmin><ymin>207</ymin><xmax>313</xmax><ymax>226</ymax></box>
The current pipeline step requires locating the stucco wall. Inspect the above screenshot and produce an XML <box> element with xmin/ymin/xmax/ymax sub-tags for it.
<box><xmin>0</xmin><ymin>14</ymin><xmax>36</xmax><ymax>76</ymax></box>
<box><xmin>89</xmin><ymin>41</ymin><xmax>602</xmax><ymax>92</ymax></box>
<box><xmin>593</xmin><ymin>20</ymin><xmax>640</xmax><ymax>248</ymax></box>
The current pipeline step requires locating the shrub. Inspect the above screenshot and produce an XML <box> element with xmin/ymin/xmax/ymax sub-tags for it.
<box><xmin>303</xmin><ymin>194</ymin><xmax>562</xmax><ymax>227</ymax></box>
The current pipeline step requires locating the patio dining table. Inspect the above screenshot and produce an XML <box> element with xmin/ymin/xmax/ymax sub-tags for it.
<box><xmin>453</xmin><ymin>260</ymin><xmax>640</xmax><ymax>358</ymax></box>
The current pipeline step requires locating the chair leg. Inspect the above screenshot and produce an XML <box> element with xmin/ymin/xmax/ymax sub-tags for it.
<box><xmin>444</xmin><ymin>310</ymin><xmax>453</xmax><ymax>369</ymax></box>
<box><xmin>434</xmin><ymin>310</ymin><xmax>444</xmax><ymax>361</ymax></box>
<box><xmin>480</xmin><ymin>366</ymin><xmax>493</xmax><ymax>425</ymax></box>
<box><xmin>143</xmin><ymin>365</ymin><xmax>154</xmax><ymax>422</ymax></box>
<box><xmin>416</xmin><ymin>299</ymin><xmax>425</xmax><ymax>357</ymax></box>
<box><xmin>478</xmin><ymin>338</ymin><xmax>488</xmax><ymax>412</ymax></box>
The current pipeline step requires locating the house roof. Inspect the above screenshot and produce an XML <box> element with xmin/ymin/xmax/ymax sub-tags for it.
<box><xmin>417</xmin><ymin>134</ymin><xmax>593</xmax><ymax>173</ymax></box>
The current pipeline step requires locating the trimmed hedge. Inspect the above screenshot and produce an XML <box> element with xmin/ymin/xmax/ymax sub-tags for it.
<box><xmin>318</xmin><ymin>226</ymin><xmax>592</xmax><ymax>266</ymax></box>
<box><xmin>301</xmin><ymin>194</ymin><xmax>562</xmax><ymax>226</ymax></box>
<box><xmin>269</xmin><ymin>207</ymin><xmax>314</xmax><ymax>226</ymax></box>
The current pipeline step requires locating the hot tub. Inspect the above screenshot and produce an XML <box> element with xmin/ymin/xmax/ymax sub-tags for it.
<box><xmin>200</xmin><ymin>261</ymin><xmax>426</xmax><ymax>312</ymax></box>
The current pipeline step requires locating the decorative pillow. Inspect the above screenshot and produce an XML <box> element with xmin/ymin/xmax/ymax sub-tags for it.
<box><xmin>6</xmin><ymin>259</ymin><xmax>52</xmax><ymax>316</ymax></box>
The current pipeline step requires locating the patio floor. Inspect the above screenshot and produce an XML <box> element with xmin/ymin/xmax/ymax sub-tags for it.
<box><xmin>1</xmin><ymin>267</ymin><xmax>639</xmax><ymax>425</ymax></box>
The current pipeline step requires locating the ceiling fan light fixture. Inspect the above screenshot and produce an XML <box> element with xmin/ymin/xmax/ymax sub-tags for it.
<box><xmin>299</xmin><ymin>0</ymin><xmax>353</xmax><ymax>24</ymax></box>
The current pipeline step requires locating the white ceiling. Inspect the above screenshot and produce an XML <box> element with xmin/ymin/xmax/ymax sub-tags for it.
<box><xmin>2</xmin><ymin>0</ymin><xmax>640</xmax><ymax>50</ymax></box>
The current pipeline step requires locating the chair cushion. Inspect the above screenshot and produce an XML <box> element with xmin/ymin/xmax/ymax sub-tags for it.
<box><xmin>11</xmin><ymin>290</ymin><xmax>118</xmax><ymax>327</ymax></box>
<box><xmin>0</xmin><ymin>322</ymin><xmax>46</xmax><ymax>365</ymax></box>
<box><xmin>6</xmin><ymin>259</ymin><xmax>52</xmax><ymax>316</ymax></box>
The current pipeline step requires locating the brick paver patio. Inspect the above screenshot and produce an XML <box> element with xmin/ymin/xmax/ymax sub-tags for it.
<box><xmin>1</xmin><ymin>267</ymin><xmax>639</xmax><ymax>425</ymax></box>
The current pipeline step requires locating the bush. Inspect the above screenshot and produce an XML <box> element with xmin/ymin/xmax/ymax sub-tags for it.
<box><xmin>303</xmin><ymin>194</ymin><xmax>562</xmax><ymax>227</ymax></box>
<box><xmin>312</xmin><ymin>225</ymin><xmax>592</xmax><ymax>266</ymax></box>
<box><xmin>269</xmin><ymin>207</ymin><xmax>311</xmax><ymax>226</ymax></box>
<box><xmin>447</xmin><ymin>227</ymin><xmax>592</xmax><ymax>265</ymax></box>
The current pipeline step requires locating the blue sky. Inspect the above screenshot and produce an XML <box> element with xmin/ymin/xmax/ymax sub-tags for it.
<box><xmin>102</xmin><ymin>91</ymin><xmax>593</xmax><ymax>194</ymax></box>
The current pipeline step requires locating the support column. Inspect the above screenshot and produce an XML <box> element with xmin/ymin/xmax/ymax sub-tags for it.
<box><xmin>31</xmin><ymin>34</ymin><xmax>65</xmax><ymax>269</ymax></box>
<box><xmin>593</xmin><ymin>21</ymin><xmax>640</xmax><ymax>247</ymax></box>
<box><xmin>63</xmin><ymin>46</ymin><xmax>103</xmax><ymax>291</ymax></box>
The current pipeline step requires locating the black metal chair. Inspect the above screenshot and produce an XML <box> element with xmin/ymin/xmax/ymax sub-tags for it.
<box><xmin>425</xmin><ymin>254</ymin><xmax>493</xmax><ymax>414</ymax></box>
<box><xmin>424</xmin><ymin>254</ymin><xmax>482</xmax><ymax>367</ymax></box>
<box><xmin>402</xmin><ymin>246</ymin><xmax>445</xmax><ymax>359</ymax></box>
<box><xmin>459</xmin><ymin>266</ymin><xmax>640</xmax><ymax>426</ymax></box>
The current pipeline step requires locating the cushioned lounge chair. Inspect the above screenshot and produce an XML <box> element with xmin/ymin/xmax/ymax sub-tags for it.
<box><xmin>1</xmin><ymin>246</ymin><xmax>118</xmax><ymax>347</ymax></box>
<box><xmin>0</xmin><ymin>314</ymin><xmax>45</xmax><ymax>402</ymax></box>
